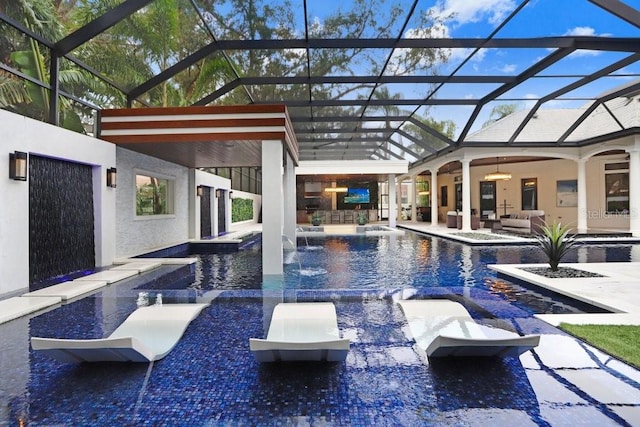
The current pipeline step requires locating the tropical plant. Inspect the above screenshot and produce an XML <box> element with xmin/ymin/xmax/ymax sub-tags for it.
<box><xmin>231</xmin><ymin>198</ymin><xmax>254</xmax><ymax>222</ymax></box>
<box><xmin>1</xmin><ymin>0</ymin><xmax>92</xmax><ymax>131</ymax></box>
<box><xmin>0</xmin><ymin>73</ymin><xmax>29</xmax><ymax>108</ymax></box>
<box><xmin>534</xmin><ymin>221</ymin><xmax>577</xmax><ymax>271</ymax></box>
<box><xmin>357</xmin><ymin>211</ymin><xmax>367</xmax><ymax>225</ymax></box>
<box><xmin>311</xmin><ymin>211</ymin><xmax>323</xmax><ymax>226</ymax></box>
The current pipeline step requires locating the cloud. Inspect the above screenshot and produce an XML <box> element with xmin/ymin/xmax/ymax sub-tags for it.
<box><xmin>419</xmin><ymin>1</ymin><xmax>516</xmax><ymax>72</ymax></box>
<box><xmin>564</xmin><ymin>26</ymin><xmax>597</xmax><ymax>36</ymax></box>
<box><xmin>563</xmin><ymin>26</ymin><xmax>612</xmax><ymax>38</ymax></box>
<box><xmin>431</xmin><ymin>0</ymin><xmax>517</xmax><ymax>26</ymax></box>
<box><xmin>500</xmin><ymin>64</ymin><xmax>517</xmax><ymax>73</ymax></box>
<box><xmin>561</xmin><ymin>26</ymin><xmax>612</xmax><ymax>57</ymax></box>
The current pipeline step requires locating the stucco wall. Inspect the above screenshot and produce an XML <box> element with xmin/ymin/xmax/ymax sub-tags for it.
<box><xmin>0</xmin><ymin>110</ymin><xmax>116</xmax><ymax>297</ymax></box>
<box><xmin>115</xmin><ymin>147</ymin><xmax>189</xmax><ymax>258</ymax></box>
<box><xmin>434</xmin><ymin>154</ymin><xmax>630</xmax><ymax>230</ymax></box>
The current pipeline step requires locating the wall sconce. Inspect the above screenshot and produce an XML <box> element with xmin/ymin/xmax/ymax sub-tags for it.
<box><xmin>197</xmin><ymin>185</ymin><xmax>204</xmax><ymax>197</ymax></box>
<box><xmin>106</xmin><ymin>167</ymin><xmax>117</xmax><ymax>188</ymax></box>
<box><xmin>229</xmin><ymin>191</ymin><xmax>233</xmax><ymax>197</ymax></box>
<box><xmin>9</xmin><ymin>151</ymin><xmax>28</xmax><ymax>181</ymax></box>
<box><xmin>214</xmin><ymin>189</ymin><xmax>221</xmax><ymax>198</ymax></box>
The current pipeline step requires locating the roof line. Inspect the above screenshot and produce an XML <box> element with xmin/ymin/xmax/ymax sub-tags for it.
<box><xmin>508</xmin><ymin>51</ymin><xmax>640</xmax><ymax>143</ymax></box>
<box><xmin>559</xmin><ymin>80</ymin><xmax>640</xmax><ymax>142</ymax></box>
<box><xmin>457</xmin><ymin>46</ymin><xmax>576</xmax><ymax>143</ymax></box>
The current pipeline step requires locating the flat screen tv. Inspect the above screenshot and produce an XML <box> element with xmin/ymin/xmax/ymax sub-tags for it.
<box><xmin>344</xmin><ymin>188</ymin><xmax>370</xmax><ymax>204</ymax></box>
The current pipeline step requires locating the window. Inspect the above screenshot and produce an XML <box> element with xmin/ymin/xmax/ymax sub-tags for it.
<box><xmin>416</xmin><ymin>178</ymin><xmax>429</xmax><ymax>207</ymax></box>
<box><xmin>440</xmin><ymin>185</ymin><xmax>448</xmax><ymax>207</ymax></box>
<box><xmin>605</xmin><ymin>162</ymin><xmax>629</xmax><ymax>213</ymax></box>
<box><xmin>479</xmin><ymin>181</ymin><xmax>496</xmax><ymax>218</ymax></box>
<box><xmin>455</xmin><ymin>183</ymin><xmax>462</xmax><ymax>211</ymax></box>
<box><xmin>521</xmin><ymin>178</ymin><xmax>537</xmax><ymax>210</ymax></box>
<box><xmin>136</xmin><ymin>174</ymin><xmax>174</xmax><ymax>216</ymax></box>
<box><xmin>210</xmin><ymin>166</ymin><xmax>261</xmax><ymax>195</ymax></box>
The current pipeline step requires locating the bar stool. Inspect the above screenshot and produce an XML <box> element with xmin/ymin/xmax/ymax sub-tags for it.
<box><xmin>343</xmin><ymin>210</ymin><xmax>354</xmax><ymax>223</ymax></box>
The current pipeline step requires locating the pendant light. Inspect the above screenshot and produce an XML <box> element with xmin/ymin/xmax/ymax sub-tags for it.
<box><xmin>484</xmin><ymin>157</ymin><xmax>512</xmax><ymax>181</ymax></box>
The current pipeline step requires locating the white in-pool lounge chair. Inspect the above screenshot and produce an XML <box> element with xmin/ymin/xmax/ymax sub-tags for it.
<box><xmin>398</xmin><ymin>299</ymin><xmax>540</xmax><ymax>358</ymax></box>
<box><xmin>31</xmin><ymin>303</ymin><xmax>208</xmax><ymax>363</ymax></box>
<box><xmin>249</xmin><ymin>302</ymin><xmax>350</xmax><ymax>362</ymax></box>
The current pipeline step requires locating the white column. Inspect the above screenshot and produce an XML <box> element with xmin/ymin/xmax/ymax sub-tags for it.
<box><xmin>262</xmin><ymin>140</ymin><xmax>284</xmax><ymax>275</ymax></box>
<box><xmin>283</xmin><ymin>152</ymin><xmax>296</xmax><ymax>248</ymax></box>
<box><xmin>461</xmin><ymin>159</ymin><xmax>471</xmax><ymax>231</ymax></box>
<box><xmin>396</xmin><ymin>180</ymin><xmax>403</xmax><ymax>221</ymax></box>
<box><xmin>628</xmin><ymin>148</ymin><xmax>640</xmax><ymax>237</ymax></box>
<box><xmin>411</xmin><ymin>175</ymin><xmax>417</xmax><ymax>221</ymax></box>
<box><xmin>430</xmin><ymin>169</ymin><xmax>438</xmax><ymax>225</ymax></box>
<box><xmin>226</xmin><ymin>190</ymin><xmax>232</xmax><ymax>233</ymax></box>
<box><xmin>577</xmin><ymin>158</ymin><xmax>588</xmax><ymax>233</ymax></box>
<box><xmin>188</xmin><ymin>169</ymin><xmax>197</xmax><ymax>239</ymax></box>
<box><xmin>388</xmin><ymin>174</ymin><xmax>397</xmax><ymax>227</ymax></box>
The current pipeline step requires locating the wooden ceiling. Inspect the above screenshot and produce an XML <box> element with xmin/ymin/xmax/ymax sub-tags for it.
<box><xmin>99</xmin><ymin>105</ymin><xmax>298</xmax><ymax>168</ymax></box>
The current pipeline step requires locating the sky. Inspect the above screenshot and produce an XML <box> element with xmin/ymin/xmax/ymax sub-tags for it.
<box><xmin>413</xmin><ymin>0</ymin><xmax>640</xmax><ymax>136</ymax></box>
<box><xmin>305</xmin><ymin>0</ymin><xmax>640</xmax><ymax>138</ymax></box>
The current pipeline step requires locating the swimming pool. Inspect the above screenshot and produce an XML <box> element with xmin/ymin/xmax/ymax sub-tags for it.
<box><xmin>189</xmin><ymin>232</ymin><xmax>632</xmax><ymax>314</ymax></box>
<box><xmin>2</xmin><ymin>232</ymin><xmax>640</xmax><ymax>425</ymax></box>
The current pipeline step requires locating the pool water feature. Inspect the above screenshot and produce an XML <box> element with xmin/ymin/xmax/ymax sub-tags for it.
<box><xmin>2</xmin><ymin>231</ymin><xmax>640</xmax><ymax>425</ymax></box>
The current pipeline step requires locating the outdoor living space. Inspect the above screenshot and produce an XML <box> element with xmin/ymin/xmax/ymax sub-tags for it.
<box><xmin>3</xmin><ymin>0</ymin><xmax>640</xmax><ymax>425</ymax></box>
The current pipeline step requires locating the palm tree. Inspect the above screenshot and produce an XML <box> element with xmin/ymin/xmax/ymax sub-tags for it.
<box><xmin>2</xmin><ymin>0</ymin><xmax>90</xmax><ymax>131</ymax></box>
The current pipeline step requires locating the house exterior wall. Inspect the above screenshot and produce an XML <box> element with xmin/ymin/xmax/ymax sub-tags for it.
<box><xmin>191</xmin><ymin>169</ymin><xmax>232</xmax><ymax>238</ymax></box>
<box><xmin>434</xmin><ymin>153</ymin><xmax>630</xmax><ymax>231</ymax></box>
<box><xmin>115</xmin><ymin>147</ymin><xmax>190</xmax><ymax>258</ymax></box>
<box><xmin>0</xmin><ymin>110</ymin><xmax>116</xmax><ymax>297</ymax></box>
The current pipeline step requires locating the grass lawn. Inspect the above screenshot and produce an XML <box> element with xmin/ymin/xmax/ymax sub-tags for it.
<box><xmin>559</xmin><ymin>323</ymin><xmax>640</xmax><ymax>369</ymax></box>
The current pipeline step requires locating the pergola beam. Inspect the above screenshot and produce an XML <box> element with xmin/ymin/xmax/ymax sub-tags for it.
<box><xmin>195</xmin><ymin>37</ymin><xmax>639</xmax><ymax>51</ymax></box>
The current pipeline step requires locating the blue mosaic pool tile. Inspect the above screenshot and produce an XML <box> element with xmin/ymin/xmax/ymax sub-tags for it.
<box><xmin>135</xmin><ymin>243</ymin><xmax>190</xmax><ymax>258</ymax></box>
<box><xmin>4</xmin><ymin>233</ymin><xmax>640</xmax><ymax>425</ymax></box>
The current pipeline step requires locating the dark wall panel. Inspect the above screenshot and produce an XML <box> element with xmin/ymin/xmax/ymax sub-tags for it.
<box><xmin>200</xmin><ymin>187</ymin><xmax>212</xmax><ymax>238</ymax></box>
<box><xmin>29</xmin><ymin>155</ymin><xmax>95</xmax><ymax>288</ymax></box>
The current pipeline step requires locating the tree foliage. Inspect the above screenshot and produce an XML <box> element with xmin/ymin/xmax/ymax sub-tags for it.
<box><xmin>482</xmin><ymin>103</ymin><xmax>521</xmax><ymax>128</ymax></box>
<box><xmin>1</xmin><ymin>0</ymin><xmax>457</xmax><ymax>144</ymax></box>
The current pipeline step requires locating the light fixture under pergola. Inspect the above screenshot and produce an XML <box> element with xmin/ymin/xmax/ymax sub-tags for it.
<box><xmin>484</xmin><ymin>157</ymin><xmax>512</xmax><ymax>181</ymax></box>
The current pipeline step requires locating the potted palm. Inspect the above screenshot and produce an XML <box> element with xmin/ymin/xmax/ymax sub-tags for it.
<box><xmin>534</xmin><ymin>221</ymin><xmax>577</xmax><ymax>271</ymax></box>
<box><xmin>311</xmin><ymin>211</ymin><xmax>323</xmax><ymax>226</ymax></box>
<box><xmin>357</xmin><ymin>211</ymin><xmax>367</xmax><ymax>225</ymax></box>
